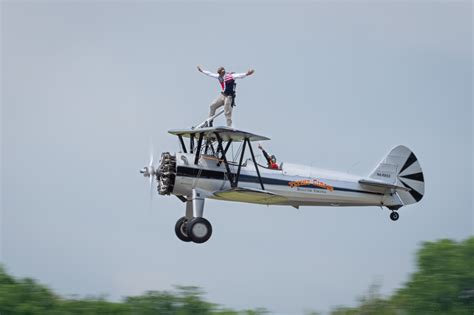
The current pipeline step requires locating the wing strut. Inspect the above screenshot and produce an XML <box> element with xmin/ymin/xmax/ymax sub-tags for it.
<box><xmin>194</xmin><ymin>132</ymin><xmax>204</xmax><ymax>165</ymax></box>
<box><xmin>213</xmin><ymin>134</ymin><xmax>265</xmax><ymax>190</ymax></box>
<box><xmin>215</xmin><ymin>133</ymin><xmax>234</xmax><ymax>186</ymax></box>
<box><xmin>190</xmin><ymin>134</ymin><xmax>195</xmax><ymax>153</ymax></box>
<box><xmin>234</xmin><ymin>139</ymin><xmax>247</xmax><ymax>187</ymax></box>
<box><xmin>247</xmin><ymin>139</ymin><xmax>265</xmax><ymax>190</ymax></box>
<box><xmin>217</xmin><ymin>140</ymin><xmax>233</xmax><ymax>167</ymax></box>
<box><xmin>178</xmin><ymin>135</ymin><xmax>187</xmax><ymax>153</ymax></box>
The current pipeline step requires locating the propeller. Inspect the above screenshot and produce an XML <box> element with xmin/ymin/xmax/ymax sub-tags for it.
<box><xmin>140</xmin><ymin>144</ymin><xmax>159</xmax><ymax>202</ymax></box>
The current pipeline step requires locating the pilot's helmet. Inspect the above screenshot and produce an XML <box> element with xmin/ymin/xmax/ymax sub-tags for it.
<box><xmin>271</xmin><ymin>155</ymin><xmax>277</xmax><ymax>163</ymax></box>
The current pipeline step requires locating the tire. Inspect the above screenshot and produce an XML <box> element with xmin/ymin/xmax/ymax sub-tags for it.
<box><xmin>390</xmin><ymin>211</ymin><xmax>399</xmax><ymax>221</ymax></box>
<box><xmin>175</xmin><ymin>217</ymin><xmax>191</xmax><ymax>242</ymax></box>
<box><xmin>187</xmin><ymin>217</ymin><xmax>212</xmax><ymax>244</ymax></box>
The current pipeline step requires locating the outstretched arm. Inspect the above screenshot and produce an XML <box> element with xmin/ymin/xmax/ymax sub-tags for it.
<box><xmin>197</xmin><ymin>65</ymin><xmax>219</xmax><ymax>78</ymax></box>
<box><xmin>258</xmin><ymin>144</ymin><xmax>271</xmax><ymax>163</ymax></box>
<box><xmin>232</xmin><ymin>69</ymin><xmax>255</xmax><ymax>79</ymax></box>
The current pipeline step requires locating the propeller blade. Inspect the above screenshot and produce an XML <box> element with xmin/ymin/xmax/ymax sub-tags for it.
<box><xmin>143</xmin><ymin>139</ymin><xmax>158</xmax><ymax>211</ymax></box>
<box><xmin>149</xmin><ymin>140</ymin><xmax>154</xmax><ymax>167</ymax></box>
<box><xmin>149</xmin><ymin>154</ymin><xmax>154</xmax><ymax>168</ymax></box>
<box><xmin>149</xmin><ymin>175</ymin><xmax>154</xmax><ymax>200</ymax></box>
<box><xmin>149</xmin><ymin>166</ymin><xmax>155</xmax><ymax>212</ymax></box>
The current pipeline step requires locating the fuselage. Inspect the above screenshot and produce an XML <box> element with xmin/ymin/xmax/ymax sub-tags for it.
<box><xmin>170</xmin><ymin>153</ymin><xmax>386</xmax><ymax>208</ymax></box>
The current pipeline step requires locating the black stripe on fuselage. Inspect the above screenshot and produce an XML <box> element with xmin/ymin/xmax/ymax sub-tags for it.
<box><xmin>176</xmin><ymin>166</ymin><xmax>384</xmax><ymax>196</ymax></box>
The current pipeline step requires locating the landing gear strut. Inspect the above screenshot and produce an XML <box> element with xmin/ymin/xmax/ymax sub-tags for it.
<box><xmin>390</xmin><ymin>211</ymin><xmax>399</xmax><ymax>221</ymax></box>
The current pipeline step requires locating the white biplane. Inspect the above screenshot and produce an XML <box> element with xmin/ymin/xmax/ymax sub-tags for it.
<box><xmin>141</xmin><ymin>119</ymin><xmax>424</xmax><ymax>244</ymax></box>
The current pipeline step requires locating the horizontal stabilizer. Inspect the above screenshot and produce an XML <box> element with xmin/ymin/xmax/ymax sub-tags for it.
<box><xmin>359</xmin><ymin>178</ymin><xmax>410</xmax><ymax>191</ymax></box>
<box><xmin>214</xmin><ymin>187</ymin><xmax>287</xmax><ymax>204</ymax></box>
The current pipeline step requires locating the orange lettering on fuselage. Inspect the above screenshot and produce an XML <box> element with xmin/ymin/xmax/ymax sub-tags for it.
<box><xmin>288</xmin><ymin>179</ymin><xmax>334</xmax><ymax>191</ymax></box>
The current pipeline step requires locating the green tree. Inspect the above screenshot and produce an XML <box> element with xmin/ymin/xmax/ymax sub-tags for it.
<box><xmin>330</xmin><ymin>237</ymin><xmax>474</xmax><ymax>315</ymax></box>
<box><xmin>0</xmin><ymin>267</ymin><xmax>59</xmax><ymax>315</ymax></box>
<box><xmin>330</xmin><ymin>282</ymin><xmax>396</xmax><ymax>315</ymax></box>
<box><xmin>393</xmin><ymin>237</ymin><xmax>474</xmax><ymax>315</ymax></box>
<box><xmin>0</xmin><ymin>265</ymin><xmax>266</xmax><ymax>314</ymax></box>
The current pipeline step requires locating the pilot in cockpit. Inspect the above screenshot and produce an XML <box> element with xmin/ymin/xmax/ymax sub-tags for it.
<box><xmin>257</xmin><ymin>143</ymin><xmax>279</xmax><ymax>170</ymax></box>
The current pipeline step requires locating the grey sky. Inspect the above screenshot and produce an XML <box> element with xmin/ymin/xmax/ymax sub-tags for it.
<box><xmin>1</xmin><ymin>1</ymin><xmax>472</xmax><ymax>314</ymax></box>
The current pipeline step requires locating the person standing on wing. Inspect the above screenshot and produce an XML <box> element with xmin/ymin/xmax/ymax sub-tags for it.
<box><xmin>197</xmin><ymin>65</ymin><xmax>254</xmax><ymax>127</ymax></box>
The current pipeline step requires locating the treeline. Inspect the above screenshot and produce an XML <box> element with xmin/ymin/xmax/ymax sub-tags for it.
<box><xmin>0</xmin><ymin>237</ymin><xmax>473</xmax><ymax>314</ymax></box>
<box><xmin>0</xmin><ymin>270</ymin><xmax>267</xmax><ymax>315</ymax></box>
<box><xmin>331</xmin><ymin>237</ymin><xmax>474</xmax><ymax>315</ymax></box>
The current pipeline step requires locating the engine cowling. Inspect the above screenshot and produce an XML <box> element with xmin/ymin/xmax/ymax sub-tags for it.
<box><xmin>157</xmin><ymin>152</ymin><xmax>176</xmax><ymax>195</ymax></box>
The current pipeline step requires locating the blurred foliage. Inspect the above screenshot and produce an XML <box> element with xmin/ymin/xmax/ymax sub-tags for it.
<box><xmin>392</xmin><ymin>237</ymin><xmax>474</xmax><ymax>315</ymax></box>
<box><xmin>0</xmin><ymin>237</ymin><xmax>472</xmax><ymax>314</ymax></box>
<box><xmin>330</xmin><ymin>236</ymin><xmax>474</xmax><ymax>315</ymax></box>
<box><xmin>0</xmin><ymin>270</ymin><xmax>267</xmax><ymax>315</ymax></box>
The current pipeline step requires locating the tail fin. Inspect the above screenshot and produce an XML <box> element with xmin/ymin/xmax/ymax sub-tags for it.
<box><xmin>369</xmin><ymin>145</ymin><xmax>425</xmax><ymax>206</ymax></box>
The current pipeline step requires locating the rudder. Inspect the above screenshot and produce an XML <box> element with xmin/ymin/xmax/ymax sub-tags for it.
<box><xmin>369</xmin><ymin>145</ymin><xmax>425</xmax><ymax>206</ymax></box>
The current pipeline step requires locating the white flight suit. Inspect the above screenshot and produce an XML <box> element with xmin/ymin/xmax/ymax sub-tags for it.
<box><xmin>201</xmin><ymin>70</ymin><xmax>249</xmax><ymax>127</ymax></box>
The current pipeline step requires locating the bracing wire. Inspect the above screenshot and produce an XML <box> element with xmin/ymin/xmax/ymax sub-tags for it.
<box><xmin>233</xmin><ymin>142</ymin><xmax>243</xmax><ymax>162</ymax></box>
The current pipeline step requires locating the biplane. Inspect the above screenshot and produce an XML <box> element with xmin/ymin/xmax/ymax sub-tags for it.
<box><xmin>140</xmin><ymin>125</ymin><xmax>424</xmax><ymax>244</ymax></box>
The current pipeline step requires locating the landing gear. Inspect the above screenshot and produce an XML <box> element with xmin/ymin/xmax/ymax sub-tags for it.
<box><xmin>390</xmin><ymin>211</ymin><xmax>399</xmax><ymax>221</ymax></box>
<box><xmin>175</xmin><ymin>217</ymin><xmax>191</xmax><ymax>242</ymax></box>
<box><xmin>175</xmin><ymin>217</ymin><xmax>212</xmax><ymax>244</ymax></box>
<box><xmin>174</xmin><ymin>189</ymin><xmax>212</xmax><ymax>244</ymax></box>
<box><xmin>186</xmin><ymin>217</ymin><xmax>212</xmax><ymax>244</ymax></box>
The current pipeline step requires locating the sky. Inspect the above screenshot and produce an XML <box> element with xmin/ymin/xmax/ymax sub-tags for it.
<box><xmin>1</xmin><ymin>1</ymin><xmax>472</xmax><ymax>314</ymax></box>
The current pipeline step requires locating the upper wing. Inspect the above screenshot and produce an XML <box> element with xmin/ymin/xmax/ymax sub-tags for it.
<box><xmin>168</xmin><ymin>126</ymin><xmax>269</xmax><ymax>142</ymax></box>
<box><xmin>213</xmin><ymin>187</ymin><xmax>287</xmax><ymax>204</ymax></box>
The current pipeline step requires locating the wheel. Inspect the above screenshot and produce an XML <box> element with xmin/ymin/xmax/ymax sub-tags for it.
<box><xmin>175</xmin><ymin>217</ymin><xmax>191</xmax><ymax>242</ymax></box>
<box><xmin>187</xmin><ymin>217</ymin><xmax>212</xmax><ymax>244</ymax></box>
<box><xmin>390</xmin><ymin>211</ymin><xmax>399</xmax><ymax>221</ymax></box>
